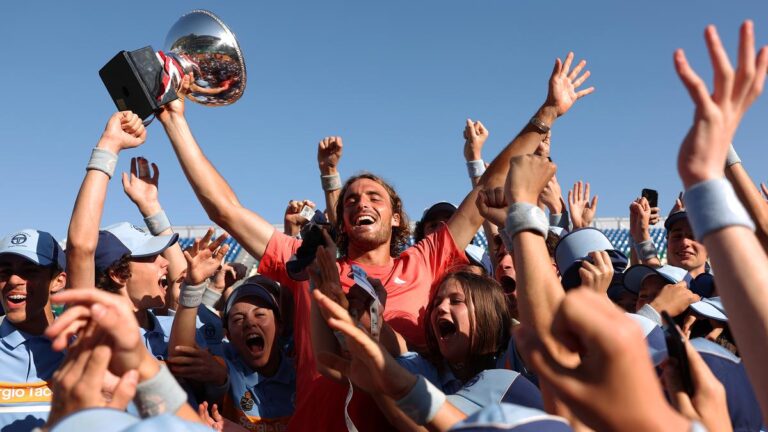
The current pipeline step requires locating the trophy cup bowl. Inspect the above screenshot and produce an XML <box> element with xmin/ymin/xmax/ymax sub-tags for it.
<box><xmin>164</xmin><ymin>10</ymin><xmax>247</xmax><ymax>106</ymax></box>
<box><xmin>99</xmin><ymin>10</ymin><xmax>246</xmax><ymax>119</ymax></box>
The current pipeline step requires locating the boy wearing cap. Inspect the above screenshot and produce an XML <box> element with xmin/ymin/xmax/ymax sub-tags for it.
<box><xmin>0</xmin><ymin>229</ymin><xmax>66</xmax><ymax>430</ymax></box>
<box><xmin>65</xmin><ymin>112</ymin><xmax>199</xmax><ymax>360</ymax></box>
<box><xmin>623</xmin><ymin>264</ymin><xmax>700</xmax><ymax>324</ymax></box>
<box><xmin>168</xmin><ymin>240</ymin><xmax>295</xmax><ymax>431</ymax></box>
<box><xmin>665</xmin><ymin>210</ymin><xmax>709</xmax><ymax>278</ymax></box>
<box><xmin>92</xmin><ymin>222</ymin><xmax>183</xmax><ymax>358</ymax></box>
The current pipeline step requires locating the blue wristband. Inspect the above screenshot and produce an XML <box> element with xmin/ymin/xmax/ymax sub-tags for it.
<box><xmin>395</xmin><ymin>375</ymin><xmax>446</xmax><ymax>425</ymax></box>
<box><xmin>684</xmin><ymin>178</ymin><xmax>754</xmax><ymax>240</ymax></box>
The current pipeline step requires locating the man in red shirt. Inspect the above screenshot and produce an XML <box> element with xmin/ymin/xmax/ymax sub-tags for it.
<box><xmin>159</xmin><ymin>57</ymin><xmax>592</xmax><ymax>430</ymax></box>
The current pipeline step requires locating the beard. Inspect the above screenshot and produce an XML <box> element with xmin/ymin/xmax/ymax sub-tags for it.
<box><xmin>347</xmin><ymin>223</ymin><xmax>394</xmax><ymax>255</ymax></box>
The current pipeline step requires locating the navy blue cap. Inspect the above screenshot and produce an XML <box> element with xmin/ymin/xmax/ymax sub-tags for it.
<box><xmin>0</xmin><ymin>229</ymin><xmax>66</xmax><ymax>270</ymax></box>
<box><xmin>664</xmin><ymin>210</ymin><xmax>688</xmax><ymax>231</ymax></box>
<box><xmin>690</xmin><ymin>272</ymin><xmax>716</xmax><ymax>298</ymax></box>
<box><xmin>223</xmin><ymin>275</ymin><xmax>281</xmax><ymax>323</ymax></box>
<box><xmin>450</xmin><ymin>403</ymin><xmax>572</xmax><ymax>431</ymax></box>
<box><xmin>94</xmin><ymin>223</ymin><xmax>178</xmax><ymax>273</ymax></box>
<box><xmin>421</xmin><ymin>202</ymin><xmax>458</xmax><ymax>223</ymax></box>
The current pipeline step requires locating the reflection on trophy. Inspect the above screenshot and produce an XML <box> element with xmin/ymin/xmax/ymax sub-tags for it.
<box><xmin>99</xmin><ymin>10</ymin><xmax>246</xmax><ymax>120</ymax></box>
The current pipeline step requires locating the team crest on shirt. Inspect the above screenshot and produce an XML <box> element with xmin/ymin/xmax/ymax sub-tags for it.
<box><xmin>240</xmin><ymin>390</ymin><xmax>255</xmax><ymax>411</ymax></box>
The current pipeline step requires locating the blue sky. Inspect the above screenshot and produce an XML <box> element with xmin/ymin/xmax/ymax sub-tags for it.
<box><xmin>2</xmin><ymin>1</ymin><xmax>768</xmax><ymax>240</ymax></box>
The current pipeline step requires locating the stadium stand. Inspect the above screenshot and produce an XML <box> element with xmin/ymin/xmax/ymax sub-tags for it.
<box><xmin>171</xmin><ymin>217</ymin><xmax>669</xmax><ymax>275</ymax></box>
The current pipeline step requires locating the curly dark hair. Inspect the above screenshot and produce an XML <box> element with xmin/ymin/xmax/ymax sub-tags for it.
<box><xmin>425</xmin><ymin>270</ymin><xmax>511</xmax><ymax>380</ymax></box>
<box><xmin>334</xmin><ymin>172</ymin><xmax>411</xmax><ymax>258</ymax></box>
<box><xmin>95</xmin><ymin>254</ymin><xmax>132</xmax><ymax>294</ymax></box>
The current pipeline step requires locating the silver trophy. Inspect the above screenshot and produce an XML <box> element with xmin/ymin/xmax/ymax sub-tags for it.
<box><xmin>100</xmin><ymin>10</ymin><xmax>246</xmax><ymax>119</ymax></box>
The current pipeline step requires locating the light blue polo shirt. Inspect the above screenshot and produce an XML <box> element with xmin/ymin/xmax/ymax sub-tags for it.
<box><xmin>0</xmin><ymin>319</ymin><xmax>64</xmax><ymax>431</ymax></box>
<box><xmin>396</xmin><ymin>352</ymin><xmax>543</xmax><ymax>415</ymax></box>
<box><xmin>197</xmin><ymin>305</ymin><xmax>225</xmax><ymax>357</ymax></box>
<box><xmin>142</xmin><ymin>310</ymin><xmax>208</xmax><ymax>361</ymax></box>
<box><xmin>220</xmin><ymin>343</ymin><xmax>295</xmax><ymax>431</ymax></box>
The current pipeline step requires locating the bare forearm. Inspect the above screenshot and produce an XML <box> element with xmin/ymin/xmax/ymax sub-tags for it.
<box><xmin>160</xmin><ymin>114</ymin><xmax>274</xmax><ymax>259</ymax></box>
<box><xmin>168</xmin><ymin>305</ymin><xmax>200</xmax><ymax>357</ymax></box>
<box><xmin>449</xmin><ymin>106</ymin><xmax>557</xmax><ymax>249</ymax></box>
<box><xmin>726</xmin><ymin>164</ymin><xmax>768</xmax><ymax>252</ymax></box>
<box><xmin>512</xmin><ymin>231</ymin><xmax>564</xmax><ymax>337</ymax></box>
<box><xmin>479</xmin><ymin>105</ymin><xmax>557</xmax><ymax>189</ymax></box>
<box><xmin>66</xmin><ymin>169</ymin><xmax>109</xmax><ymax>288</ymax></box>
<box><xmin>161</xmin><ymin>114</ymin><xmax>240</xmax><ymax>209</ymax></box>
<box><xmin>704</xmin><ymin>226</ymin><xmax>768</xmax><ymax>417</ymax></box>
<box><xmin>310</xmin><ymin>294</ymin><xmax>344</xmax><ymax>382</ymax></box>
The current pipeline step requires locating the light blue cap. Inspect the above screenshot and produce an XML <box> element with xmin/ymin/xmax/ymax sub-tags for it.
<box><xmin>50</xmin><ymin>409</ymin><xmax>212</xmax><ymax>431</ymax></box>
<box><xmin>627</xmin><ymin>312</ymin><xmax>667</xmax><ymax>366</ymax></box>
<box><xmin>101</xmin><ymin>222</ymin><xmax>178</xmax><ymax>258</ymax></box>
<box><xmin>0</xmin><ymin>229</ymin><xmax>65</xmax><ymax>270</ymax></box>
<box><xmin>623</xmin><ymin>264</ymin><xmax>688</xmax><ymax>294</ymax></box>
<box><xmin>465</xmin><ymin>244</ymin><xmax>493</xmax><ymax>276</ymax></box>
<box><xmin>450</xmin><ymin>403</ymin><xmax>572</xmax><ymax>431</ymax></box>
<box><xmin>554</xmin><ymin>228</ymin><xmax>615</xmax><ymax>273</ymax></box>
<box><xmin>690</xmin><ymin>296</ymin><xmax>727</xmax><ymax>322</ymax></box>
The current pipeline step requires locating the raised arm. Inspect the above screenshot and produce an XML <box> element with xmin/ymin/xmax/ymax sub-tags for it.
<box><xmin>462</xmin><ymin>119</ymin><xmax>499</xmax><ymax>263</ymax></box>
<box><xmin>317</xmin><ymin>136</ymin><xmax>344</xmax><ymax>226</ymax></box>
<box><xmin>628</xmin><ymin>197</ymin><xmax>661</xmax><ymax>267</ymax></box>
<box><xmin>66</xmin><ymin>112</ymin><xmax>146</xmax><ymax>288</ymax></box>
<box><xmin>167</xmin><ymin>229</ymin><xmax>229</xmax><ymax>353</ymax></box>
<box><xmin>167</xmin><ymin>229</ymin><xmax>229</xmax><ymax>389</ymax></box>
<box><xmin>567</xmin><ymin>181</ymin><xmax>598</xmax><ymax>229</ymax></box>
<box><xmin>448</xmin><ymin>53</ymin><xmax>594</xmax><ymax>249</ymax></box>
<box><xmin>674</xmin><ymin>20</ymin><xmax>768</xmax><ymax>417</ymax></box>
<box><xmin>157</xmin><ymin>74</ymin><xmax>274</xmax><ymax>259</ymax></box>
<box><xmin>122</xmin><ymin>157</ymin><xmax>187</xmax><ymax>310</ymax></box>
<box><xmin>724</xmin><ymin>145</ymin><xmax>768</xmax><ymax>252</ymax></box>
<box><xmin>502</xmin><ymin>156</ymin><xmax>565</xmax><ymax>345</ymax></box>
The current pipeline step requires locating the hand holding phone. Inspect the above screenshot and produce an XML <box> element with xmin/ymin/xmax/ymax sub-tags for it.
<box><xmin>641</xmin><ymin>188</ymin><xmax>659</xmax><ymax>208</ymax></box>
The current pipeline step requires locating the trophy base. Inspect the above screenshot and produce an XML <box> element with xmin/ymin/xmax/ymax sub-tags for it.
<box><xmin>99</xmin><ymin>46</ymin><xmax>176</xmax><ymax>120</ymax></box>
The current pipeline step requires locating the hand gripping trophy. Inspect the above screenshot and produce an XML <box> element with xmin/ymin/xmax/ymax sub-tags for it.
<box><xmin>99</xmin><ymin>10</ymin><xmax>246</xmax><ymax>121</ymax></box>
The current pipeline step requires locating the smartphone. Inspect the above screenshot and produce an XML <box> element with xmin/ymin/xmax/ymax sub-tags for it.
<box><xmin>641</xmin><ymin>188</ymin><xmax>659</xmax><ymax>208</ymax></box>
<box><xmin>661</xmin><ymin>311</ymin><xmax>694</xmax><ymax>395</ymax></box>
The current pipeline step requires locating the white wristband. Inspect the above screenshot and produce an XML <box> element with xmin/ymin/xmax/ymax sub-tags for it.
<box><xmin>634</xmin><ymin>239</ymin><xmax>658</xmax><ymax>261</ymax></box>
<box><xmin>726</xmin><ymin>144</ymin><xmax>741</xmax><ymax>167</ymax></box>
<box><xmin>466</xmin><ymin>160</ymin><xmax>486</xmax><ymax>178</ymax></box>
<box><xmin>202</xmin><ymin>287</ymin><xmax>222</xmax><ymax>309</ymax></box>
<box><xmin>134</xmin><ymin>364</ymin><xmax>187</xmax><ymax>418</ymax></box>
<box><xmin>504</xmin><ymin>203</ymin><xmax>549</xmax><ymax>240</ymax></box>
<box><xmin>321</xmin><ymin>173</ymin><xmax>342</xmax><ymax>191</ymax></box>
<box><xmin>86</xmin><ymin>148</ymin><xmax>118</xmax><ymax>179</ymax></box>
<box><xmin>144</xmin><ymin>210</ymin><xmax>171</xmax><ymax>236</ymax></box>
<box><xmin>179</xmin><ymin>281</ymin><xmax>208</xmax><ymax>308</ymax></box>
<box><xmin>684</xmin><ymin>177</ymin><xmax>755</xmax><ymax>240</ymax></box>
